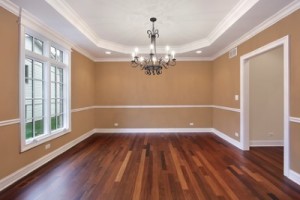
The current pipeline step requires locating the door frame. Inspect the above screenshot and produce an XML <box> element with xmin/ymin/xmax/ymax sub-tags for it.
<box><xmin>240</xmin><ymin>35</ymin><xmax>289</xmax><ymax>176</ymax></box>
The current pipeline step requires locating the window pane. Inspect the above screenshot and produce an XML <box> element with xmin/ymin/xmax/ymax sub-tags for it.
<box><xmin>34</xmin><ymin>80</ymin><xmax>43</xmax><ymax>99</ymax></box>
<box><xmin>25</xmin><ymin>79</ymin><xmax>33</xmax><ymax>99</ymax></box>
<box><xmin>56</xmin><ymin>100</ymin><xmax>63</xmax><ymax>114</ymax></box>
<box><xmin>33</xmin><ymin>38</ymin><xmax>43</xmax><ymax>55</ymax></box>
<box><xmin>57</xmin><ymin>68</ymin><xmax>63</xmax><ymax>83</ymax></box>
<box><xmin>51</xmin><ymin>99</ymin><xmax>56</xmax><ymax>116</ymax></box>
<box><xmin>25</xmin><ymin>34</ymin><xmax>33</xmax><ymax>51</ymax></box>
<box><xmin>34</xmin><ymin>61</ymin><xmax>43</xmax><ymax>80</ymax></box>
<box><xmin>34</xmin><ymin>100</ymin><xmax>43</xmax><ymax>118</ymax></box>
<box><xmin>25</xmin><ymin>59</ymin><xmax>33</xmax><ymax>78</ymax></box>
<box><xmin>50</xmin><ymin>46</ymin><xmax>56</xmax><ymax>59</ymax></box>
<box><xmin>56</xmin><ymin>84</ymin><xmax>63</xmax><ymax>99</ymax></box>
<box><xmin>25</xmin><ymin>100</ymin><xmax>33</xmax><ymax>119</ymax></box>
<box><xmin>57</xmin><ymin>115</ymin><xmax>63</xmax><ymax>129</ymax></box>
<box><xmin>56</xmin><ymin>49</ymin><xmax>63</xmax><ymax>62</ymax></box>
<box><xmin>51</xmin><ymin>66</ymin><xmax>56</xmax><ymax>82</ymax></box>
<box><xmin>51</xmin><ymin>116</ymin><xmax>57</xmax><ymax>130</ymax></box>
<box><xmin>26</xmin><ymin>121</ymin><xmax>33</xmax><ymax>139</ymax></box>
<box><xmin>35</xmin><ymin>118</ymin><xmax>44</xmax><ymax>136</ymax></box>
<box><xmin>51</xmin><ymin>83</ymin><xmax>56</xmax><ymax>98</ymax></box>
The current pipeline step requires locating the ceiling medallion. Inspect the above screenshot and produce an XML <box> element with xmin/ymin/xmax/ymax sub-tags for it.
<box><xmin>131</xmin><ymin>17</ymin><xmax>176</xmax><ymax>75</ymax></box>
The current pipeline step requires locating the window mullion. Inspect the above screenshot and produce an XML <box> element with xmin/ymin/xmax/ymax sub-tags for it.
<box><xmin>44</xmin><ymin>41</ymin><xmax>51</xmax><ymax>136</ymax></box>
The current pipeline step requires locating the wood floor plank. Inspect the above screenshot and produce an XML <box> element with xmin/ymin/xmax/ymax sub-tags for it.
<box><xmin>168</xmin><ymin>142</ymin><xmax>189</xmax><ymax>190</ymax></box>
<box><xmin>132</xmin><ymin>149</ymin><xmax>146</xmax><ymax>200</ymax></box>
<box><xmin>115</xmin><ymin>150</ymin><xmax>132</xmax><ymax>182</ymax></box>
<box><xmin>1</xmin><ymin>133</ymin><xmax>300</xmax><ymax>200</ymax></box>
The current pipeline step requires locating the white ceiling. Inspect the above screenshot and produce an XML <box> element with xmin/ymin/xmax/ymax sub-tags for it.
<box><xmin>7</xmin><ymin>0</ymin><xmax>299</xmax><ymax>60</ymax></box>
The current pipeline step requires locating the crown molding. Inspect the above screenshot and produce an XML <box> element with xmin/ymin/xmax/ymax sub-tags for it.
<box><xmin>212</xmin><ymin>0</ymin><xmax>300</xmax><ymax>60</ymax></box>
<box><xmin>0</xmin><ymin>0</ymin><xmax>97</xmax><ymax>61</ymax></box>
<box><xmin>95</xmin><ymin>56</ymin><xmax>213</xmax><ymax>62</ymax></box>
<box><xmin>0</xmin><ymin>0</ymin><xmax>19</xmax><ymax>15</ymax></box>
<box><xmin>44</xmin><ymin>0</ymin><xmax>259</xmax><ymax>55</ymax></box>
<box><xmin>2</xmin><ymin>0</ymin><xmax>299</xmax><ymax>62</ymax></box>
<box><xmin>207</xmin><ymin>0</ymin><xmax>259</xmax><ymax>44</ymax></box>
<box><xmin>20</xmin><ymin>9</ymin><xmax>73</xmax><ymax>51</ymax></box>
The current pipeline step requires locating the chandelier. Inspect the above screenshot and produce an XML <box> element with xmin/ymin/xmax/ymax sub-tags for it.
<box><xmin>131</xmin><ymin>17</ymin><xmax>176</xmax><ymax>75</ymax></box>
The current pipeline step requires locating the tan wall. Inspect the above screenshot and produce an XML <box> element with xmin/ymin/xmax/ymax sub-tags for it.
<box><xmin>95</xmin><ymin>61</ymin><xmax>213</xmax><ymax>128</ymax></box>
<box><xmin>95</xmin><ymin>61</ymin><xmax>212</xmax><ymax>105</ymax></box>
<box><xmin>0</xmin><ymin>8</ymin><xmax>96</xmax><ymax>179</ymax></box>
<box><xmin>96</xmin><ymin>108</ymin><xmax>212</xmax><ymax>128</ymax></box>
<box><xmin>71</xmin><ymin>50</ymin><xmax>96</xmax><ymax>108</ymax></box>
<box><xmin>249</xmin><ymin>46</ymin><xmax>283</xmax><ymax>141</ymax></box>
<box><xmin>0</xmin><ymin>7</ymin><xmax>19</xmax><ymax>121</ymax></box>
<box><xmin>213</xmin><ymin>10</ymin><xmax>300</xmax><ymax>172</ymax></box>
<box><xmin>290</xmin><ymin>122</ymin><xmax>300</xmax><ymax>171</ymax></box>
<box><xmin>213</xmin><ymin>108</ymin><xmax>240</xmax><ymax>140</ymax></box>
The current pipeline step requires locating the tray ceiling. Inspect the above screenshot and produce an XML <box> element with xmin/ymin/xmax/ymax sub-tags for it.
<box><xmin>8</xmin><ymin>0</ymin><xmax>298</xmax><ymax>60</ymax></box>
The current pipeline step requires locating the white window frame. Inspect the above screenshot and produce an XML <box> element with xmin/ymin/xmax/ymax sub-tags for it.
<box><xmin>19</xmin><ymin>17</ymin><xmax>71</xmax><ymax>152</ymax></box>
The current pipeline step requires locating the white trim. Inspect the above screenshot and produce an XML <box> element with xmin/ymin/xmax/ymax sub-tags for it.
<box><xmin>71</xmin><ymin>106</ymin><xmax>95</xmax><ymax>113</ymax></box>
<box><xmin>2</xmin><ymin>0</ymin><xmax>299</xmax><ymax>62</ymax></box>
<box><xmin>288</xmin><ymin>170</ymin><xmax>300</xmax><ymax>186</ymax></box>
<box><xmin>0</xmin><ymin>129</ymin><xmax>95</xmax><ymax>192</ymax></box>
<box><xmin>19</xmin><ymin>17</ymin><xmax>72</xmax><ymax>152</ymax></box>
<box><xmin>44</xmin><ymin>0</ymin><xmax>258</xmax><ymax>55</ymax></box>
<box><xmin>212</xmin><ymin>128</ymin><xmax>243</xmax><ymax>149</ymax></box>
<box><xmin>20</xmin><ymin>9</ymin><xmax>72</xmax><ymax>52</ymax></box>
<box><xmin>95</xmin><ymin>105</ymin><xmax>212</xmax><ymax>109</ymax></box>
<box><xmin>290</xmin><ymin>117</ymin><xmax>300</xmax><ymax>124</ymax></box>
<box><xmin>94</xmin><ymin>105</ymin><xmax>240</xmax><ymax>111</ymax></box>
<box><xmin>95</xmin><ymin>56</ymin><xmax>214</xmax><ymax>62</ymax></box>
<box><xmin>95</xmin><ymin>128</ymin><xmax>213</xmax><ymax>133</ymax></box>
<box><xmin>213</xmin><ymin>105</ymin><xmax>240</xmax><ymax>112</ymax></box>
<box><xmin>212</xmin><ymin>0</ymin><xmax>300</xmax><ymax>60</ymax></box>
<box><xmin>0</xmin><ymin>119</ymin><xmax>20</xmax><ymax>127</ymax></box>
<box><xmin>250</xmin><ymin>140</ymin><xmax>283</xmax><ymax>147</ymax></box>
<box><xmin>0</xmin><ymin>0</ymin><xmax>19</xmax><ymax>15</ymax></box>
<box><xmin>240</xmin><ymin>35</ymin><xmax>290</xmax><ymax>176</ymax></box>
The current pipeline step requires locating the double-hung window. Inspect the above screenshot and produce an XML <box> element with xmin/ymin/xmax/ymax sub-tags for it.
<box><xmin>21</xmin><ymin>27</ymin><xmax>71</xmax><ymax>151</ymax></box>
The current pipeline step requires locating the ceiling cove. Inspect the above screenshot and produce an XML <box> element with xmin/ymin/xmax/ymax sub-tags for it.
<box><xmin>45</xmin><ymin>0</ymin><xmax>259</xmax><ymax>54</ymax></box>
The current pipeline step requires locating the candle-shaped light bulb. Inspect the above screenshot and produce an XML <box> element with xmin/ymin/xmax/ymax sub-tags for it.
<box><xmin>166</xmin><ymin>46</ymin><xmax>170</xmax><ymax>52</ymax></box>
<box><xmin>140</xmin><ymin>56</ymin><xmax>144</xmax><ymax>62</ymax></box>
<box><xmin>165</xmin><ymin>55</ymin><xmax>169</xmax><ymax>61</ymax></box>
<box><xmin>132</xmin><ymin>52</ymin><xmax>135</xmax><ymax>60</ymax></box>
<box><xmin>171</xmin><ymin>51</ymin><xmax>175</xmax><ymax>59</ymax></box>
<box><xmin>135</xmin><ymin>47</ymin><xmax>138</xmax><ymax>53</ymax></box>
<box><xmin>153</xmin><ymin>56</ymin><xmax>157</xmax><ymax>64</ymax></box>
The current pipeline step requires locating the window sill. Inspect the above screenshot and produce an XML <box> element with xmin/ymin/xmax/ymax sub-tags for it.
<box><xmin>21</xmin><ymin>128</ymin><xmax>71</xmax><ymax>152</ymax></box>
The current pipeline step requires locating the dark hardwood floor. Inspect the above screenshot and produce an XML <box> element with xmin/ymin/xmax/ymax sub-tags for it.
<box><xmin>1</xmin><ymin>133</ymin><xmax>300</xmax><ymax>200</ymax></box>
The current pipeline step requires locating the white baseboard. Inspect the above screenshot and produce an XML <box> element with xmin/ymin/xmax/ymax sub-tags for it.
<box><xmin>289</xmin><ymin>170</ymin><xmax>300</xmax><ymax>185</ymax></box>
<box><xmin>211</xmin><ymin>128</ymin><xmax>243</xmax><ymax>150</ymax></box>
<box><xmin>0</xmin><ymin>129</ymin><xmax>96</xmax><ymax>192</ymax></box>
<box><xmin>94</xmin><ymin>128</ymin><xmax>213</xmax><ymax>133</ymax></box>
<box><xmin>250</xmin><ymin>140</ymin><xmax>284</xmax><ymax>147</ymax></box>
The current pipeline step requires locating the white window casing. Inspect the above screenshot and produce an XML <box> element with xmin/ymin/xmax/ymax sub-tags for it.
<box><xmin>19</xmin><ymin>13</ymin><xmax>71</xmax><ymax>152</ymax></box>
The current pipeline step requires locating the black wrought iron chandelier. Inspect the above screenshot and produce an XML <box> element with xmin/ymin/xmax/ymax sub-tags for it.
<box><xmin>131</xmin><ymin>17</ymin><xmax>176</xmax><ymax>75</ymax></box>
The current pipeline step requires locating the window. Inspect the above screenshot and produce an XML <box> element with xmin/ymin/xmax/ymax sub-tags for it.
<box><xmin>20</xmin><ymin>28</ymin><xmax>71</xmax><ymax>151</ymax></box>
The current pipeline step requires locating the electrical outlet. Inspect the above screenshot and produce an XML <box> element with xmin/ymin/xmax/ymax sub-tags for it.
<box><xmin>189</xmin><ymin>122</ymin><xmax>194</xmax><ymax>126</ymax></box>
<box><xmin>114</xmin><ymin>123</ymin><xmax>119</xmax><ymax>127</ymax></box>
<box><xmin>45</xmin><ymin>143</ymin><xmax>51</xmax><ymax>150</ymax></box>
<box><xmin>268</xmin><ymin>132</ymin><xmax>274</xmax><ymax>137</ymax></box>
<box><xmin>235</xmin><ymin>95</ymin><xmax>239</xmax><ymax>101</ymax></box>
<box><xmin>235</xmin><ymin>132</ymin><xmax>239</xmax><ymax>137</ymax></box>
